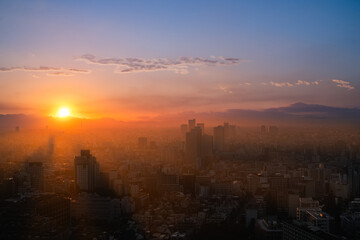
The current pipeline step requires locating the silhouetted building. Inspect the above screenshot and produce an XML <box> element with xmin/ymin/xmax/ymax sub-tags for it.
<box><xmin>213</xmin><ymin>126</ymin><xmax>225</xmax><ymax>152</ymax></box>
<box><xmin>180</xmin><ymin>124</ymin><xmax>188</xmax><ymax>137</ymax></box>
<box><xmin>196</xmin><ymin>123</ymin><xmax>204</xmax><ymax>132</ymax></box>
<box><xmin>188</xmin><ymin>119</ymin><xmax>196</xmax><ymax>130</ymax></box>
<box><xmin>201</xmin><ymin>134</ymin><xmax>213</xmax><ymax>157</ymax></box>
<box><xmin>186</xmin><ymin>127</ymin><xmax>202</xmax><ymax>162</ymax></box>
<box><xmin>74</xmin><ymin>150</ymin><xmax>99</xmax><ymax>192</ymax></box>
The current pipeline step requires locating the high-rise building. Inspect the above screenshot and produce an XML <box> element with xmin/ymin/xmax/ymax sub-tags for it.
<box><xmin>201</xmin><ymin>134</ymin><xmax>213</xmax><ymax>157</ymax></box>
<box><xmin>213</xmin><ymin>125</ymin><xmax>225</xmax><ymax>152</ymax></box>
<box><xmin>180</xmin><ymin>124</ymin><xmax>188</xmax><ymax>137</ymax></box>
<box><xmin>196</xmin><ymin>123</ymin><xmax>205</xmax><ymax>132</ymax></box>
<box><xmin>25</xmin><ymin>162</ymin><xmax>44</xmax><ymax>191</ymax></box>
<box><xmin>224</xmin><ymin>122</ymin><xmax>229</xmax><ymax>142</ymax></box>
<box><xmin>186</xmin><ymin>127</ymin><xmax>202</xmax><ymax>162</ymax></box>
<box><xmin>229</xmin><ymin>124</ymin><xmax>237</xmax><ymax>139</ymax></box>
<box><xmin>74</xmin><ymin>150</ymin><xmax>100</xmax><ymax>192</ymax></box>
<box><xmin>188</xmin><ymin>119</ymin><xmax>196</xmax><ymax>130</ymax></box>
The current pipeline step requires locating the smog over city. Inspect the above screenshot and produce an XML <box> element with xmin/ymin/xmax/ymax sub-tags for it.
<box><xmin>0</xmin><ymin>1</ymin><xmax>359</xmax><ymax>240</ymax></box>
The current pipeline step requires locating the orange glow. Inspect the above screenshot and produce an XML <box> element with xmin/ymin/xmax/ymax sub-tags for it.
<box><xmin>57</xmin><ymin>107</ymin><xmax>71</xmax><ymax>118</ymax></box>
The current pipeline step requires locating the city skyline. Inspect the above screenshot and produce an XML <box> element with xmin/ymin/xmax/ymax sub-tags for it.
<box><xmin>1</xmin><ymin>1</ymin><xmax>360</xmax><ymax>239</ymax></box>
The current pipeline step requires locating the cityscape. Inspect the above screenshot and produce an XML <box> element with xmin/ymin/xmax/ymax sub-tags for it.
<box><xmin>0</xmin><ymin>0</ymin><xmax>360</xmax><ymax>239</ymax></box>
<box><xmin>0</xmin><ymin>120</ymin><xmax>359</xmax><ymax>239</ymax></box>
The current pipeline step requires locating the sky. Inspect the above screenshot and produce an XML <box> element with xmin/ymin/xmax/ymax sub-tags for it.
<box><xmin>0</xmin><ymin>0</ymin><xmax>359</xmax><ymax>121</ymax></box>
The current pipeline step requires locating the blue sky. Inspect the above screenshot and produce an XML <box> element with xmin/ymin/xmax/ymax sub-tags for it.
<box><xmin>0</xmin><ymin>0</ymin><xmax>359</xmax><ymax>119</ymax></box>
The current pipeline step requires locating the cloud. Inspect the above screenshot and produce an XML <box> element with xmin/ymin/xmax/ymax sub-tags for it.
<box><xmin>295</xmin><ymin>80</ymin><xmax>310</xmax><ymax>86</ymax></box>
<box><xmin>296</xmin><ymin>80</ymin><xmax>321</xmax><ymax>86</ymax></box>
<box><xmin>0</xmin><ymin>66</ymin><xmax>90</xmax><ymax>76</ymax></box>
<box><xmin>47</xmin><ymin>72</ymin><xmax>74</xmax><ymax>77</ymax></box>
<box><xmin>219</xmin><ymin>86</ymin><xmax>233</xmax><ymax>94</ymax></box>
<box><xmin>270</xmin><ymin>80</ymin><xmax>321</xmax><ymax>87</ymax></box>
<box><xmin>78</xmin><ymin>54</ymin><xmax>246</xmax><ymax>74</ymax></box>
<box><xmin>270</xmin><ymin>81</ymin><xmax>294</xmax><ymax>87</ymax></box>
<box><xmin>332</xmin><ymin>79</ymin><xmax>355</xmax><ymax>90</ymax></box>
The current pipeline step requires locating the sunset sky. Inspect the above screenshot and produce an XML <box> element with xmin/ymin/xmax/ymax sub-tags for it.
<box><xmin>0</xmin><ymin>0</ymin><xmax>359</xmax><ymax>121</ymax></box>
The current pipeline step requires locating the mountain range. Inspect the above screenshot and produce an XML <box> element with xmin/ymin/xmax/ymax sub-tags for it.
<box><xmin>0</xmin><ymin>102</ymin><xmax>359</xmax><ymax>129</ymax></box>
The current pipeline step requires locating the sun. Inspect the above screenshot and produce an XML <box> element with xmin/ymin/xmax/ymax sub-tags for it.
<box><xmin>57</xmin><ymin>107</ymin><xmax>71</xmax><ymax>118</ymax></box>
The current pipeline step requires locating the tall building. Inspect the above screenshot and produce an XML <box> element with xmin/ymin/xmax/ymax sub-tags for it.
<box><xmin>229</xmin><ymin>124</ymin><xmax>237</xmax><ymax>139</ymax></box>
<box><xmin>188</xmin><ymin>119</ymin><xmax>196</xmax><ymax>130</ymax></box>
<box><xmin>224</xmin><ymin>122</ymin><xmax>229</xmax><ymax>143</ymax></box>
<box><xmin>180</xmin><ymin>124</ymin><xmax>188</xmax><ymax>137</ymax></box>
<box><xmin>74</xmin><ymin>150</ymin><xmax>100</xmax><ymax>192</ymax></box>
<box><xmin>186</xmin><ymin>127</ymin><xmax>202</xmax><ymax>162</ymax></box>
<box><xmin>25</xmin><ymin>162</ymin><xmax>44</xmax><ymax>191</ymax></box>
<box><xmin>201</xmin><ymin>134</ymin><xmax>213</xmax><ymax>157</ymax></box>
<box><xmin>196</xmin><ymin>123</ymin><xmax>205</xmax><ymax>132</ymax></box>
<box><xmin>213</xmin><ymin>125</ymin><xmax>225</xmax><ymax>152</ymax></box>
<box><xmin>349</xmin><ymin>162</ymin><xmax>360</xmax><ymax>198</ymax></box>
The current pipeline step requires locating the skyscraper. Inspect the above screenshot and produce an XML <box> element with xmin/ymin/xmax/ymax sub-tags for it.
<box><xmin>196</xmin><ymin>123</ymin><xmax>205</xmax><ymax>132</ymax></box>
<box><xmin>188</xmin><ymin>119</ymin><xmax>196</xmax><ymax>130</ymax></box>
<box><xmin>201</xmin><ymin>134</ymin><xmax>213</xmax><ymax>157</ymax></box>
<box><xmin>213</xmin><ymin>126</ymin><xmax>225</xmax><ymax>152</ymax></box>
<box><xmin>74</xmin><ymin>150</ymin><xmax>99</xmax><ymax>192</ymax></box>
<box><xmin>186</xmin><ymin>127</ymin><xmax>202</xmax><ymax>162</ymax></box>
<box><xmin>180</xmin><ymin>124</ymin><xmax>188</xmax><ymax>137</ymax></box>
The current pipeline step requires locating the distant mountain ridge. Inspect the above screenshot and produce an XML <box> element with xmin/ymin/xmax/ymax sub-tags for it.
<box><xmin>0</xmin><ymin>102</ymin><xmax>359</xmax><ymax>129</ymax></box>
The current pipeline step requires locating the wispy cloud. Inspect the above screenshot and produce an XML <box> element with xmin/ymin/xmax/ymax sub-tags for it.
<box><xmin>219</xmin><ymin>86</ymin><xmax>233</xmax><ymax>94</ymax></box>
<box><xmin>270</xmin><ymin>81</ymin><xmax>294</xmax><ymax>87</ymax></box>
<box><xmin>295</xmin><ymin>80</ymin><xmax>320</xmax><ymax>86</ymax></box>
<box><xmin>0</xmin><ymin>66</ymin><xmax>90</xmax><ymax>76</ymax></box>
<box><xmin>295</xmin><ymin>80</ymin><xmax>310</xmax><ymax>86</ymax></box>
<box><xmin>332</xmin><ymin>79</ymin><xmax>355</xmax><ymax>90</ymax></box>
<box><xmin>270</xmin><ymin>80</ymin><xmax>320</xmax><ymax>87</ymax></box>
<box><xmin>78</xmin><ymin>54</ymin><xmax>246</xmax><ymax>74</ymax></box>
<box><xmin>47</xmin><ymin>72</ymin><xmax>74</xmax><ymax>77</ymax></box>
